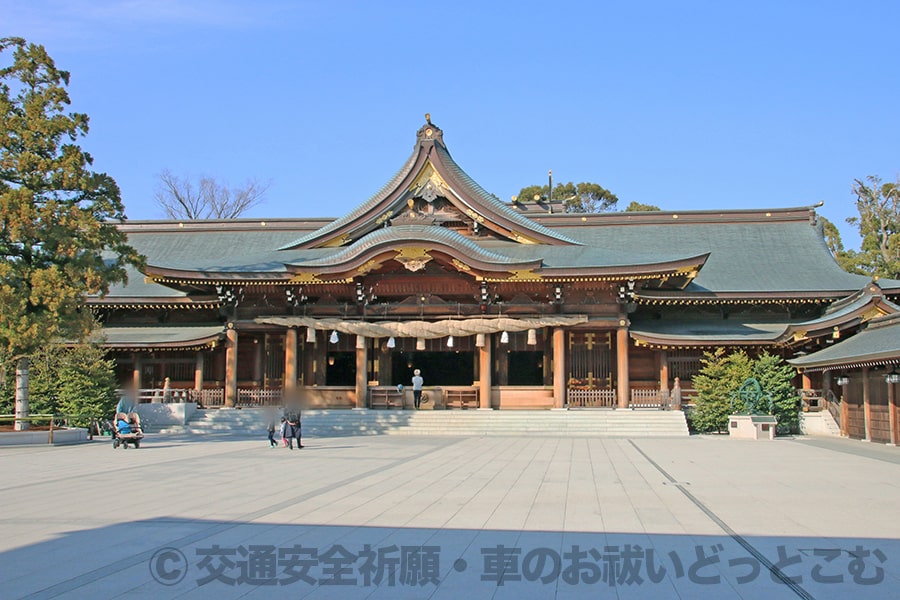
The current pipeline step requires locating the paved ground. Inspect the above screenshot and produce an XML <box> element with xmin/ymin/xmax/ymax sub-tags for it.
<box><xmin>1</xmin><ymin>432</ymin><xmax>899</xmax><ymax>599</ymax></box>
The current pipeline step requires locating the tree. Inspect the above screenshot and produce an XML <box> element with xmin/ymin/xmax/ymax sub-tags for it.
<box><xmin>846</xmin><ymin>175</ymin><xmax>900</xmax><ymax>279</ymax></box>
<box><xmin>1</xmin><ymin>342</ymin><xmax>119</xmax><ymax>426</ymax></box>
<box><xmin>0</xmin><ymin>38</ymin><xmax>142</xmax><ymax>429</ymax></box>
<box><xmin>820</xmin><ymin>216</ymin><xmax>864</xmax><ymax>275</ymax></box>
<box><xmin>155</xmin><ymin>169</ymin><xmax>270</xmax><ymax>219</ymax></box>
<box><xmin>752</xmin><ymin>352</ymin><xmax>799</xmax><ymax>434</ymax></box>
<box><xmin>690</xmin><ymin>348</ymin><xmax>753</xmax><ymax>433</ymax></box>
<box><xmin>624</xmin><ymin>201</ymin><xmax>661</xmax><ymax>212</ymax></box>
<box><xmin>516</xmin><ymin>181</ymin><xmax>619</xmax><ymax>213</ymax></box>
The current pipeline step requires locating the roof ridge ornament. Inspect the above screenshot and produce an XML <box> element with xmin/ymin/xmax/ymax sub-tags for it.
<box><xmin>417</xmin><ymin>114</ymin><xmax>444</xmax><ymax>147</ymax></box>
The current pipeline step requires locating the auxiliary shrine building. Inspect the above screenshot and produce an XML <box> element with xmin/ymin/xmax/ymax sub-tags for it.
<box><xmin>91</xmin><ymin>119</ymin><xmax>900</xmax><ymax>439</ymax></box>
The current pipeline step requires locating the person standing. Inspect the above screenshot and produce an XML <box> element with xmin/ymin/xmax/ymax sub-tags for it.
<box><xmin>412</xmin><ymin>369</ymin><xmax>424</xmax><ymax>410</ymax></box>
<box><xmin>291</xmin><ymin>409</ymin><xmax>303</xmax><ymax>449</ymax></box>
<box><xmin>266</xmin><ymin>416</ymin><xmax>277</xmax><ymax>448</ymax></box>
<box><xmin>280</xmin><ymin>417</ymin><xmax>294</xmax><ymax>449</ymax></box>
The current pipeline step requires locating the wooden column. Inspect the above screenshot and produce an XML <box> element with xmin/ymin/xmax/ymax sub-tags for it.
<box><xmin>194</xmin><ymin>352</ymin><xmax>204</xmax><ymax>391</ymax></box>
<box><xmin>224</xmin><ymin>326</ymin><xmax>238</xmax><ymax>407</ymax></box>
<box><xmin>284</xmin><ymin>328</ymin><xmax>298</xmax><ymax>391</ymax></box>
<box><xmin>479</xmin><ymin>334</ymin><xmax>492</xmax><ymax>410</ymax></box>
<box><xmin>253</xmin><ymin>336</ymin><xmax>263</xmax><ymax>386</ymax></box>
<box><xmin>133</xmin><ymin>353</ymin><xmax>143</xmax><ymax>391</ymax></box>
<box><xmin>839</xmin><ymin>381</ymin><xmax>850</xmax><ymax>437</ymax></box>
<box><xmin>801</xmin><ymin>372</ymin><xmax>812</xmax><ymax>390</ymax></box>
<box><xmin>496</xmin><ymin>342</ymin><xmax>509</xmax><ymax>386</ymax></box>
<box><xmin>863</xmin><ymin>367</ymin><xmax>871</xmax><ymax>441</ymax></box>
<box><xmin>616</xmin><ymin>321</ymin><xmax>629</xmax><ymax>409</ymax></box>
<box><xmin>659</xmin><ymin>350</ymin><xmax>669</xmax><ymax>393</ymax></box>
<box><xmin>355</xmin><ymin>336</ymin><xmax>368</xmax><ymax>409</ymax></box>
<box><xmin>889</xmin><ymin>378</ymin><xmax>898</xmax><ymax>446</ymax></box>
<box><xmin>553</xmin><ymin>328</ymin><xmax>566</xmax><ymax>409</ymax></box>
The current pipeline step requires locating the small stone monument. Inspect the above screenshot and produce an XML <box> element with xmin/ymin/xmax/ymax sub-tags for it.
<box><xmin>728</xmin><ymin>378</ymin><xmax>777</xmax><ymax>440</ymax></box>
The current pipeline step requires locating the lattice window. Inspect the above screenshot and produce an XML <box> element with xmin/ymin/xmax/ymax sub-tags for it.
<box><xmin>567</xmin><ymin>331</ymin><xmax>612</xmax><ymax>389</ymax></box>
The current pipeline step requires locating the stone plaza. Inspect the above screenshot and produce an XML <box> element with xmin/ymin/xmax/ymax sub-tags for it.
<box><xmin>2</xmin><ymin>430</ymin><xmax>899</xmax><ymax>599</ymax></box>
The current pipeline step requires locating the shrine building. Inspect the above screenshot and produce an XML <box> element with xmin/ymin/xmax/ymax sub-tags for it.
<box><xmin>89</xmin><ymin>118</ymin><xmax>900</xmax><ymax>438</ymax></box>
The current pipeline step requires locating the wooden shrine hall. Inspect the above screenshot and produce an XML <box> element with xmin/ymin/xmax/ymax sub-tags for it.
<box><xmin>90</xmin><ymin>117</ymin><xmax>900</xmax><ymax>416</ymax></box>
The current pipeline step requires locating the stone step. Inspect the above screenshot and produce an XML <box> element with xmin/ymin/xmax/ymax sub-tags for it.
<box><xmin>799</xmin><ymin>411</ymin><xmax>841</xmax><ymax>437</ymax></box>
<box><xmin>158</xmin><ymin>408</ymin><xmax>690</xmax><ymax>437</ymax></box>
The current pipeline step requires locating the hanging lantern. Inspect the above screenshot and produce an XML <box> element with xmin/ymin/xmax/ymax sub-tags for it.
<box><xmin>416</xmin><ymin>338</ymin><xmax>425</xmax><ymax>350</ymax></box>
<box><xmin>447</xmin><ymin>336</ymin><xmax>454</xmax><ymax>348</ymax></box>
<box><xmin>500</xmin><ymin>331</ymin><xmax>509</xmax><ymax>344</ymax></box>
<box><xmin>386</xmin><ymin>336</ymin><xmax>396</xmax><ymax>348</ymax></box>
<box><xmin>306</xmin><ymin>328</ymin><xmax>316</xmax><ymax>343</ymax></box>
<box><xmin>329</xmin><ymin>331</ymin><xmax>339</xmax><ymax>344</ymax></box>
<box><xmin>527</xmin><ymin>329</ymin><xmax>537</xmax><ymax>345</ymax></box>
<box><xmin>475</xmin><ymin>333</ymin><xmax>485</xmax><ymax>347</ymax></box>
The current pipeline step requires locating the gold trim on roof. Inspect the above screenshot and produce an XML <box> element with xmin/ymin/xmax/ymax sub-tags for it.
<box><xmin>451</xmin><ymin>259</ymin><xmax>472</xmax><ymax>272</ymax></box>
<box><xmin>355</xmin><ymin>259</ymin><xmax>383</xmax><ymax>276</ymax></box>
<box><xmin>290</xmin><ymin>272</ymin><xmax>324</xmax><ymax>284</ymax></box>
<box><xmin>394</xmin><ymin>247</ymin><xmax>432</xmax><ymax>272</ymax></box>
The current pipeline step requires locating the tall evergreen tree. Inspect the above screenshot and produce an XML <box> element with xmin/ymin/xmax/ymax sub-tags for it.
<box><xmin>0</xmin><ymin>38</ymin><xmax>142</xmax><ymax>429</ymax></box>
<box><xmin>847</xmin><ymin>175</ymin><xmax>900</xmax><ymax>279</ymax></box>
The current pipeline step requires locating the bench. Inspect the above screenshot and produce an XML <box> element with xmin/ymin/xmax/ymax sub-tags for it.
<box><xmin>369</xmin><ymin>388</ymin><xmax>405</xmax><ymax>409</ymax></box>
<box><xmin>444</xmin><ymin>389</ymin><xmax>479</xmax><ymax>410</ymax></box>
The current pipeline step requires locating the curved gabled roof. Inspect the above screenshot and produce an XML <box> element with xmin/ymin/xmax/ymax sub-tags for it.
<box><xmin>286</xmin><ymin>225</ymin><xmax>542</xmax><ymax>275</ymax></box>
<box><xmin>278</xmin><ymin>119</ymin><xmax>578</xmax><ymax>250</ymax></box>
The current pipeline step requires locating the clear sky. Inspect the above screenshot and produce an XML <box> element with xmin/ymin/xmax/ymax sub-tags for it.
<box><xmin>4</xmin><ymin>0</ymin><xmax>899</xmax><ymax>249</ymax></box>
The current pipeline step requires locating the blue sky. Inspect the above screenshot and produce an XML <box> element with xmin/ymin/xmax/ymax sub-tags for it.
<box><xmin>4</xmin><ymin>0</ymin><xmax>899</xmax><ymax>249</ymax></box>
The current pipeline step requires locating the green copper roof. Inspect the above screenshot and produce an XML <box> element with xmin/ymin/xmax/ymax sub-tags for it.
<box><xmin>630</xmin><ymin>319</ymin><xmax>788</xmax><ymax>344</ymax></box>
<box><xmin>788</xmin><ymin>313</ymin><xmax>900</xmax><ymax>369</ymax></box>
<box><xmin>92</xmin><ymin>324</ymin><xmax>225</xmax><ymax>348</ymax></box>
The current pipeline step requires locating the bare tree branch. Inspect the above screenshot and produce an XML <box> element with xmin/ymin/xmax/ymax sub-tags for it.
<box><xmin>154</xmin><ymin>170</ymin><xmax>270</xmax><ymax>219</ymax></box>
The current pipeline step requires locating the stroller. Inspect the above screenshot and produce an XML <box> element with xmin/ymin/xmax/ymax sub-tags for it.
<box><xmin>112</xmin><ymin>412</ymin><xmax>144</xmax><ymax>449</ymax></box>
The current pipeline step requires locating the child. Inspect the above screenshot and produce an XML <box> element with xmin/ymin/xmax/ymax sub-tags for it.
<box><xmin>280</xmin><ymin>417</ymin><xmax>294</xmax><ymax>449</ymax></box>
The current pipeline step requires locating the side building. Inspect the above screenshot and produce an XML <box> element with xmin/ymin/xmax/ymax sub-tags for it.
<box><xmin>89</xmin><ymin>119</ymin><xmax>900</xmax><ymax>434</ymax></box>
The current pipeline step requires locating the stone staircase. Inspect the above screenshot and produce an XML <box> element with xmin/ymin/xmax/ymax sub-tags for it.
<box><xmin>156</xmin><ymin>407</ymin><xmax>690</xmax><ymax>438</ymax></box>
<box><xmin>799</xmin><ymin>410</ymin><xmax>841</xmax><ymax>437</ymax></box>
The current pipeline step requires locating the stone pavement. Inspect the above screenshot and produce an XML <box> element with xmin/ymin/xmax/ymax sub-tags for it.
<box><xmin>1</xmin><ymin>432</ymin><xmax>899</xmax><ymax>599</ymax></box>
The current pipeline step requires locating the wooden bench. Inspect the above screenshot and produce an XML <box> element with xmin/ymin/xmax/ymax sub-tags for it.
<box><xmin>444</xmin><ymin>389</ymin><xmax>479</xmax><ymax>409</ymax></box>
<box><xmin>369</xmin><ymin>388</ymin><xmax>405</xmax><ymax>409</ymax></box>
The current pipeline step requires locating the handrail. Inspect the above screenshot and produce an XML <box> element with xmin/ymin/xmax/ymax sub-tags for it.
<box><xmin>1</xmin><ymin>413</ymin><xmax>105</xmax><ymax>442</ymax></box>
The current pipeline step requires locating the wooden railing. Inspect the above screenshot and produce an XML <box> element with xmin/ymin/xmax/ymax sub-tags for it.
<box><xmin>567</xmin><ymin>388</ymin><xmax>616</xmax><ymax>408</ymax></box>
<box><xmin>236</xmin><ymin>389</ymin><xmax>283</xmax><ymax>407</ymax></box>
<box><xmin>120</xmin><ymin>387</ymin><xmax>281</xmax><ymax>408</ymax></box>
<box><xmin>824</xmin><ymin>389</ymin><xmax>841</xmax><ymax>428</ymax></box>
<box><xmin>630</xmin><ymin>388</ymin><xmax>668</xmax><ymax>409</ymax></box>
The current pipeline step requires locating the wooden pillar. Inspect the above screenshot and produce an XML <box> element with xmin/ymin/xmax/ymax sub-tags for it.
<box><xmin>801</xmin><ymin>372</ymin><xmax>812</xmax><ymax>390</ymax></box>
<box><xmin>863</xmin><ymin>367</ymin><xmax>871</xmax><ymax>441</ymax></box>
<box><xmin>253</xmin><ymin>335</ymin><xmax>263</xmax><ymax>386</ymax></box>
<box><xmin>355</xmin><ymin>336</ymin><xmax>368</xmax><ymax>409</ymax></box>
<box><xmin>284</xmin><ymin>328</ymin><xmax>298</xmax><ymax>391</ymax></box>
<box><xmin>224</xmin><ymin>326</ymin><xmax>238</xmax><ymax>407</ymax></box>
<box><xmin>133</xmin><ymin>353</ymin><xmax>143</xmax><ymax>391</ymax></box>
<box><xmin>479</xmin><ymin>334</ymin><xmax>492</xmax><ymax>410</ymax></box>
<box><xmin>839</xmin><ymin>380</ymin><xmax>850</xmax><ymax>437</ymax></box>
<box><xmin>553</xmin><ymin>328</ymin><xmax>566</xmax><ymax>409</ymax></box>
<box><xmin>194</xmin><ymin>352</ymin><xmax>204</xmax><ymax>391</ymax></box>
<box><xmin>496</xmin><ymin>340</ymin><xmax>509</xmax><ymax>386</ymax></box>
<box><xmin>889</xmin><ymin>378</ymin><xmax>899</xmax><ymax>446</ymax></box>
<box><xmin>659</xmin><ymin>350</ymin><xmax>669</xmax><ymax>392</ymax></box>
<box><xmin>616</xmin><ymin>321</ymin><xmax>629</xmax><ymax>409</ymax></box>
